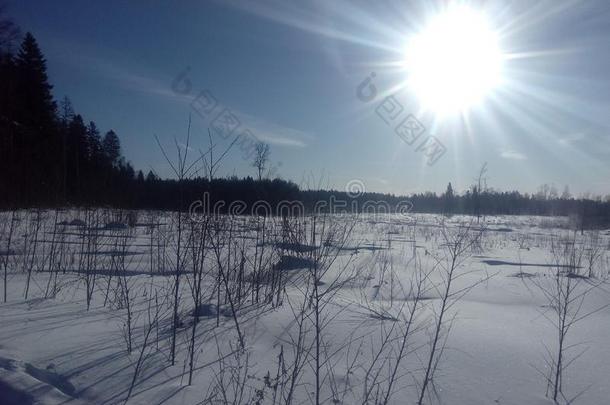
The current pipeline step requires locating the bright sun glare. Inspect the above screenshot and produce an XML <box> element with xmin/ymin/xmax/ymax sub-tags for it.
<box><xmin>405</xmin><ymin>6</ymin><xmax>503</xmax><ymax>115</ymax></box>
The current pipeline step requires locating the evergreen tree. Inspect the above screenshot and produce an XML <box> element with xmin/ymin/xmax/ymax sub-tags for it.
<box><xmin>7</xmin><ymin>33</ymin><xmax>61</xmax><ymax>203</ymax></box>
<box><xmin>145</xmin><ymin>170</ymin><xmax>158</xmax><ymax>182</ymax></box>
<box><xmin>443</xmin><ymin>182</ymin><xmax>455</xmax><ymax>215</ymax></box>
<box><xmin>15</xmin><ymin>32</ymin><xmax>56</xmax><ymax>129</ymax></box>
<box><xmin>59</xmin><ymin>96</ymin><xmax>74</xmax><ymax>125</ymax></box>
<box><xmin>472</xmin><ymin>185</ymin><xmax>480</xmax><ymax>218</ymax></box>
<box><xmin>102</xmin><ymin>130</ymin><xmax>121</xmax><ymax>167</ymax></box>
<box><xmin>87</xmin><ymin>121</ymin><xmax>102</xmax><ymax>163</ymax></box>
<box><xmin>57</xmin><ymin>96</ymin><xmax>74</xmax><ymax>202</ymax></box>
<box><xmin>67</xmin><ymin>114</ymin><xmax>88</xmax><ymax>195</ymax></box>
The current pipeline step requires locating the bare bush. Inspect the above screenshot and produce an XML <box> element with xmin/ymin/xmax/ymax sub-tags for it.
<box><xmin>532</xmin><ymin>232</ymin><xmax>609</xmax><ymax>403</ymax></box>
<box><xmin>2</xmin><ymin>210</ymin><xmax>16</xmax><ymax>302</ymax></box>
<box><xmin>417</xmin><ymin>220</ymin><xmax>487</xmax><ymax>405</ymax></box>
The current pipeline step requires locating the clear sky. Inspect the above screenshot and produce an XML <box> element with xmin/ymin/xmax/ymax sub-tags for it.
<box><xmin>8</xmin><ymin>0</ymin><xmax>610</xmax><ymax>197</ymax></box>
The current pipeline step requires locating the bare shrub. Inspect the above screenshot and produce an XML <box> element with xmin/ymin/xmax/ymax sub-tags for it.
<box><xmin>532</xmin><ymin>232</ymin><xmax>609</xmax><ymax>403</ymax></box>
<box><xmin>417</xmin><ymin>220</ymin><xmax>487</xmax><ymax>405</ymax></box>
<box><xmin>1</xmin><ymin>210</ymin><xmax>16</xmax><ymax>302</ymax></box>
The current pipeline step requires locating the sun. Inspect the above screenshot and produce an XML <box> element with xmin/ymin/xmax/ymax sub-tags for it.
<box><xmin>404</xmin><ymin>6</ymin><xmax>503</xmax><ymax>116</ymax></box>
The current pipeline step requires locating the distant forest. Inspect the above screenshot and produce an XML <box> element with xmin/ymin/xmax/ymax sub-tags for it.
<box><xmin>1</xmin><ymin>15</ymin><xmax>609</xmax><ymax>226</ymax></box>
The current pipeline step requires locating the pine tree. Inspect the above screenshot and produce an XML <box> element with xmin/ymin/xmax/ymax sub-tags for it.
<box><xmin>86</xmin><ymin>121</ymin><xmax>103</xmax><ymax>199</ymax></box>
<box><xmin>145</xmin><ymin>170</ymin><xmax>157</xmax><ymax>182</ymax></box>
<box><xmin>472</xmin><ymin>185</ymin><xmax>480</xmax><ymax>218</ymax></box>
<box><xmin>67</xmin><ymin>114</ymin><xmax>88</xmax><ymax>196</ymax></box>
<box><xmin>87</xmin><ymin>121</ymin><xmax>102</xmax><ymax>163</ymax></box>
<box><xmin>59</xmin><ymin>96</ymin><xmax>74</xmax><ymax>125</ymax></box>
<box><xmin>443</xmin><ymin>182</ymin><xmax>455</xmax><ymax>215</ymax></box>
<box><xmin>10</xmin><ymin>33</ymin><xmax>60</xmax><ymax>203</ymax></box>
<box><xmin>57</xmin><ymin>96</ymin><xmax>74</xmax><ymax>202</ymax></box>
<box><xmin>102</xmin><ymin>130</ymin><xmax>121</xmax><ymax>167</ymax></box>
<box><xmin>15</xmin><ymin>32</ymin><xmax>56</xmax><ymax>129</ymax></box>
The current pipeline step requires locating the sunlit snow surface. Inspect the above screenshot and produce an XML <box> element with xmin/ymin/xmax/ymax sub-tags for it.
<box><xmin>0</xmin><ymin>211</ymin><xmax>609</xmax><ymax>404</ymax></box>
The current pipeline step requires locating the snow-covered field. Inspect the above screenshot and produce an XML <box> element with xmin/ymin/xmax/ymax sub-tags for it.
<box><xmin>1</xmin><ymin>210</ymin><xmax>609</xmax><ymax>405</ymax></box>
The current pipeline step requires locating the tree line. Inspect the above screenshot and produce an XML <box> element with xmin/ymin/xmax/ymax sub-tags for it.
<box><xmin>0</xmin><ymin>16</ymin><xmax>137</xmax><ymax>207</ymax></box>
<box><xmin>1</xmin><ymin>13</ymin><xmax>609</xmax><ymax>227</ymax></box>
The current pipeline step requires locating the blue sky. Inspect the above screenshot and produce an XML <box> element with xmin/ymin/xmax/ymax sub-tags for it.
<box><xmin>8</xmin><ymin>0</ymin><xmax>610</xmax><ymax>197</ymax></box>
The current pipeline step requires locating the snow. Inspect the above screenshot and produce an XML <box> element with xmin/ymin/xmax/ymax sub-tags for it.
<box><xmin>0</xmin><ymin>211</ymin><xmax>609</xmax><ymax>404</ymax></box>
